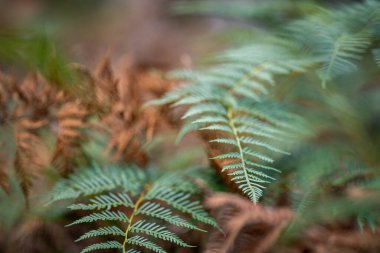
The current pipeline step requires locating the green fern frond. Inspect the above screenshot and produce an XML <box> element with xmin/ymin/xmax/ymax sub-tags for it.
<box><xmin>76</xmin><ymin>226</ymin><xmax>125</xmax><ymax>242</ymax></box>
<box><xmin>50</xmin><ymin>165</ymin><xmax>144</xmax><ymax>202</ymax></box>
<box><xmin>162</xmin><ymin>97</ymin><xmax>303</xmax><ymax>203</ymax></box>
<box><xmin>127</xmin><ymin>250</ymin><xmax>142</xmax><ymax>253</ymax></box>
<box><xmin>183</xmin><ymin>110</ymin><xmax>281</xmax><ymax>202</ymax></box>
<box><xmin>81</xmin><ymin>241</ymin><xmax>122</xmax><ymax>253</ymax></box>
<box><xmin>49</xmin><ymin>164</ymin><xmax>215</xmax><ymax>253</ymax></box>
<box><xmin>284</xmin><ymin>1</ymin><xmax>380</xmax><ymax>87</ymax></box>
<box><xmin>68</xmin><ymin>192</ymin><xmax>134</xmax><ymax>211</ymax></box>
<box><xmin>317</xmin><ymin>31</ymin><xmax>371</xmax><ymax>88</ymax></box>
<box><xmin>146</xmin><ymin>187</ymin><xmax>218</xmax><ymax>227</ymax></box>
<box><xmin>130</xmin><ymin>220</ymin><xmax>192</xmax><ymax>247</ymax></box>
<box><xmin>126</xmin><ymin>236</ymin><xmax>165</xmax><ymax>253</ymax></box>
<box><xmin>148</xmin><ymin>36</ymin><xmax>313</xmax><ymax>203</ymax></box>
<box><xmin>68</xmin><ymin>210</ymin><xmax>129</xmax><ymax>226</ymax></box>
<box><xmin>136</xmin><ymin>202</ymin><xmax>203</xmax><ymax>231</ymax></box>
<box><xmin>182</xmin><ymin>103</ymin><xmax>227</xmax><ymax>119</ymax></box>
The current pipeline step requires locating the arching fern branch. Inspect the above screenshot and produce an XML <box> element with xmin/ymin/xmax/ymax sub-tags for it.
<box><xmin>286</xmin><ymin>19</ymin><xmax>372</xmax><ymax>88</ymax></box>
<box><xmin>49</xmin><ymin>164</ymin><xmax>217</xmax><ymax>253</ymax></box>
<box><xmin>173</xmin><ymin>0</ymin><xmax>380</xmax><ymax>88</ymax></box>
<box><xmin>149</xmin><ymin>43</ymin><xmax>312</xmax><ymax>203</ymax></box>
<box><xmin>318</xmin><ymin>32</ymin><xmax>370</xmax><ymax>88</ymax></box>
<box><xmin>284</xmin><ymin>1</ymin><xmax>380</xmax><ymax>87</ymax></box>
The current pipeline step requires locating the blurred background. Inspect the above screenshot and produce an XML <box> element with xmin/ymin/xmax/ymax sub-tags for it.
<box><xmin>0</xmin><ymin>0</ymin><xmax>365</xmax><ymax>71</ymax></box>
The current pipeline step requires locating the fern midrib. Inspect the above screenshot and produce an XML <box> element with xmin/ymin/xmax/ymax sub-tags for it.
<box><xmin>322</xmin><ymin>34</ymin><xmax>345</xmax><ymax>88</ymax></box>
<box><xmin>122</xmin><ymin>191</ymin><xmax>146</xmax><ymax>253</ymax></box>
<box><xmin>227</xmin><ymin>107</ymin><xmax>257</xmax><ymax>203</ymax></box>
<box><xmin>227</xmin><ymin>62</ymin><xmax>269</xmax><ymax>97</ymax></box>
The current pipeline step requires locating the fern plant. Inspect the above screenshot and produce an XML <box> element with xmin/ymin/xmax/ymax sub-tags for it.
<box><xmin>284</xmin><ymin>1</ymin><xmax>380</xmax><ymax>87</ymax></box>
<box><xmin>151</xmin><ymin>0</ymin><xmax>380</xmax><ymax>204</ymax></box>
<box><xmin>151</xmin><ymin>43</ymin><xmax>312</xmax><ymax>203</ymax></box>
<box><xmin>49</xmin><ymin>164</ymin><xmax>217</xmax><ymax>253</ymax></box>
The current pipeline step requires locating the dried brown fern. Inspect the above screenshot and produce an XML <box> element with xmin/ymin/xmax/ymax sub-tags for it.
<box><xmin>292</xmin><ymin>226</ymin><xmax>380</xmax><ymax>253</ymax></box>
<box><xmin>14</xmin><ymin>117</ymin><xmax>50</xmax><ymax>195</ymax></box>
<box><xmin>5</xmin><ymin>219</ymin><xmax>79</xmax><ymax>253</ymax></box>
<box><xmin>0</xmin><ymin>69</ymin><xmax>88</xmax><ymax>193</ymax></box>
<box><xmin>8</xmin><ymin>74</ymin><xmax>56</xmax><ymax>195</ymax></box>
<box><xmin>204</xmin><ymin>193</ymin><xmax>293</xmax><ymax>253</ymax></box>
<box><xmin>94</xmin><ymin>57</ymin><xmax>119</xmax><ymax>107</ymax></box>
<box><xmin>51</xmin><ymin>101</ymin><xmax>88</xmax><ymax>175</ymax></box>
<box><xmin>90</xmin><ymin>58</ymin><xmax>175</xmax><ymax>165</ymax></box>
<box><xmin>0</xmin><ymin>56</ymin><xmax>176</xmax><ymax>193</ymax></box>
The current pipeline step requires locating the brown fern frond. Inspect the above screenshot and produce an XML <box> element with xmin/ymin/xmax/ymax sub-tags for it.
<box><xmin>0</xmin><ymin>57</ymin><xmax>176</xmax><ymax>191</ymax></box>
<box><xmin>204</xmin><ymin>193</ymin><xmax>293</xmax><ymax>253</ymax></box>
<box><xmin>6</xmin><ymin>219</ymin><xmax>79</xmax><ymax>253</ymax></box>
<box><xmin>299</xmin><ymin>226</ymin><xmax>380</xmax><ymax>253</ymax></box>
<box><xmin>51</xmin><ymin>101</ymin><xmax>88</xmax><ymax>175</ymax></box>
<box><xmin>14</xmin><ymin>117</ymin><xmax>50</xmax><ymax>196</ymax></box>
<box><xmin>15</xmin><ymin>73</ymin><xmax>61</xmax><ymax>111</ymax></box>
<box><xmin>1</xmin><ymin>71</ymin><xmax>68</xmax><ymax>193</ymax></box>
<box><xmin>94</xmin><ymin>57</ymin><xmax>119</xmax><ymax>106</ymax></box>
<box><xmin>91</xmin><ymin>57</ymin><xmax>175</xmax><ymax>165</ymax></box>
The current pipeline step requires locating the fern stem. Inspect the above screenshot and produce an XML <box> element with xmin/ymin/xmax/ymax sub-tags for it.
<box><xmin>227</xmin><ymin>62</ymin><xmax>269</xmax><ymax>97</ymax></box>
<box><xmin>122</xmin><ymin>192</ymin><xmax>146</xmax><ymax>253</ymax></box>
<box><xmin>322</xmin><ymin>34</ymin><xmax>345</xmax><ymax>89</ymax></box>
<box><xmin>227</xmin><ymin>107</ymin><xmax>257</xmax><ymax>203</ymax></box>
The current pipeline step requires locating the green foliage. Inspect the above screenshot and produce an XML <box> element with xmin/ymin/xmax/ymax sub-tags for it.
<box><xmin>284</xmin><ymin>1</ymin><xmax>380</xmax><ymax>87</ymax></box>
<box><xmin>151</xmin><ymin>0</ymin><xmax>380</xmax><ymax>206</ymax></box>
<box><xmin>0</xmin><ymin>29</ymin><xmax>76</xmax><ymax>87</ymax></box>
<box><xmin>151</xmin><ymin>42</ymin><xmax>312</xmax><ymax>203</ymax></box>
<box><xmin>49</xmin><ymin>164</ymin><xmax>216</xmax><ymax>253</ymax></box>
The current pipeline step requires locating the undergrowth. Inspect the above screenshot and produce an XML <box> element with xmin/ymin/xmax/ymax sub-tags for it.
<box><xmin>1</xmin><ymin>0</ymin><xmax>380</xmax><ymax>253</ymax></box>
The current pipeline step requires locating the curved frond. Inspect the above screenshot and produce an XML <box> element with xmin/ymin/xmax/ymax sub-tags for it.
<box><xmin>136</xmin><ymin>202</ymin><xmax>203</xmax><ymax>231</ymax></box>
<box><xmin>130</xmin><ymin>220</ymin><xmax>192</xmax><ymax>247</ymax></box>
<box><xmin>68</xmin><ymin>192</ymin><xmax>134</xmax><ymax>211</ymax></box>
<box><xmin>68</xmin><ymin>210</ymin><xmax>129</xmax><ymax>226</ymax></box>
<box><xmin>76</xmin><ymin>226</ymin><xmax>125</xmax><ymax>241</ymax></box>
<box><xmin>126</xmin><ymin>236</ymin><xmax>166</xmax><ymax>253</ymax></box>
<box><xmin>50</xmin><ymin>164</ymin><xmax>145</xmax><ymax>202</ymax></box>
<box><xmin>151</xmin><ymin>42</ymin><xmax>311</xmax><ymax>203</ymax></box>
<box><xmin>317</xmin><ymin>31</ymin><xmax>370</xmax><ymax>88</ymax></box>
<box><xmin>147</xmin><ymin>187</ymin><xmax>218</xmax><ymax>227</ymax></box>
<box><xmin>81</xmin><ymin>241</ymin><xmax>122</xmax><ymax>253</ymax></box>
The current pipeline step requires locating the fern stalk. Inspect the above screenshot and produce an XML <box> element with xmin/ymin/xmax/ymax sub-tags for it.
<box><xmin>228</xmin><ymin>62</ymin><xmax>269</xmax><ymax>97</ymax></box>
<box><xmin>321</xmin><ymin>34</ymin><xmax>347</xmax><ymax>88</ymax></box>
<box><xmin>122</xmin><ymin>190</ymin><xmax>147</xmax><ymax>253</ymax></box>
<box><xmin>227</xmin><ymin>107</ymin><xmax>258</xmax><ymax>203</ymax></box>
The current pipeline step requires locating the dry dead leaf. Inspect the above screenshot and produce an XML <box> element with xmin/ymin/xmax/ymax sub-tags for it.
<box><xmin>204</xmin><ymin>193</ymin><xmax>293</xmax><ymax>253</ymax></box>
